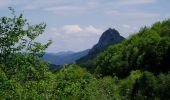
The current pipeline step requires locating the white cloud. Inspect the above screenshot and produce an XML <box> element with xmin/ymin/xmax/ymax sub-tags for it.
<box><xmin>43</xmin><ymin>25</ymin><xmax>103</xmax><ymax>52</ymax></box>
<box><xmin>106</xmin><ymin>10</ymin><xmax>120</xmax><ymax>15</ymax></box>
<box><xmin>62</xmin><ymin>25</ymin><xmax>82</xmax><ymax>33</ymax></box>
<box><xmin>47</xmin><ymin>25</ymin><xmax>103</xmax><ymax>40</ymax></box>
<box><xmin>23</xmin><ymin>5</ymin><xmax>37</xmax><ymax>10</ymax></box>
<box><xmin>0</xmin><ymin>0</ymin><xmax>27</xmax><ymax>8</ymax></box>
<box><xmin>0</xmin><ymin>0</ymin><xmax>164</xmax><ymax>52</ymax></box>
<box><xmin>22</xmin><ymin>0</ymin><xmax>63</xmax><ymax>10</ymax></box>
<box><xmin>42</xmin><ymin>1</ymin><xmax>100</xmax><ymax>15</ymax></box>
<box><xmin>60</xmin><ymin>24</ymin><xmax>103</xmax><ymax>36</ymax></box>
<box><xmin>43</xmin><ymin>5</ymin><xmax>93</xmax><ymax>15</ymax></box>
<box><xmin>120</xmin><ymin>0</ymin><xmax>156</xmax><ymax>5</ymax></box>
<box><xmin>122</xmin><ymin>24</ymin><xmax>130</xmax><ymax>29</ymax></box>
<box><xmin>85</xmin><ymin>25</ymin><xmax>103</xmax><ymax>35</ymax></box>
<box><xmin>0</xmin><ymin>0</ymin><xmax>12</xmax><ymax>7</ymax></box>
<box><xmin>165</xmin><ymin>13</ymin><xmax>170</xmax><ymax>18</ymax></box>
<box><xmin>107</xmin><ymin>10</ymin><xmax>159</xmax><ymax>18</ymax></box>
<box><xmin>45</xmin><ymin>6</ymin><xmax>83</xmax><ymax>12</ymax></box>
<box><xmin>127</xmin><ymin>12</ymin><xmax>159</xmax><ymax>18</ymax></box>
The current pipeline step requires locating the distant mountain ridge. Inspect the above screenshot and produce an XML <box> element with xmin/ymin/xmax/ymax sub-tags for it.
<box><xmin>54</xmin><ymin>51</ymin><xmax>74</xmax><ymax>56</ymax></box>
<box><xmin>42</xmin><ymin>49</ymin><xmax>89</xmax><ymax>65</ymax></box>
<box><xmin>76</xmin><ymin>28</ymin><xmax>125</xmax><ymax>70</ymax></box>
<box><xmin>42</xmin><ymin>28</ymin><xmax>124</xmax><ymax>70</ymax></box>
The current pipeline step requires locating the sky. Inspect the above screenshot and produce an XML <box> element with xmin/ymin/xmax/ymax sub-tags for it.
<box><xmin>0</xmin><ymin>0</ymin><xmax>170</xmax><ymax>53</ymax></box>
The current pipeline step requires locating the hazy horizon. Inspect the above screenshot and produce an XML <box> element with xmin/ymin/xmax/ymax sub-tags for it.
<box><xmin>0</xmin><ymin>0</ymin><xmax>170</xmax><ymax>53</ymax></box>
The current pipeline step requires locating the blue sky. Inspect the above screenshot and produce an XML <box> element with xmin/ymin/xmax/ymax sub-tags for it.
<box><xmin>0</xmin><ymin>0</ymin><xmax>170</xmax><ymax>53</ymax></box>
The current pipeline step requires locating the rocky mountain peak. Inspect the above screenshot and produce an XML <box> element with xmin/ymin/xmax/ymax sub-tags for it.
<box><xmin>89</xmin><ymin>28</ymin><xmax>124</xmax><ymax>54</ymax></box>
<box><xmin>98</xmin><ymin>28</ymin><xmax>122</xmax><ymax>47</ymax></box>
<box><xmin>76</xmin><ymin>28</ymin><xmax>125</xmax><ymax>67</ymax></box>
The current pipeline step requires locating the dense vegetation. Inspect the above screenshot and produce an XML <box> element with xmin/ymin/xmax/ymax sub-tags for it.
<box><xmin>95</xmin><ymin>20</ymin><xmax>170</xmax><ymax>78</ymax></box>
<box><xmin>77</xmin><ymin>28</ymin><xmax>125</xmax><ymax>72</ymax></box>
<box><xmin>0</xmin><ymin>8</ymin><xmax>170</xmax><ymax>99</ymax></box>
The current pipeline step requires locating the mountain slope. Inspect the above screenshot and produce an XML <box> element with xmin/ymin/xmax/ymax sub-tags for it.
<box><xmin>76</xmin><ymin>28</ymin><xmax>125</xmax><ymax>70</ymax></box>
<box><xmin>90</xmin><ymin>28</ymin><xmax>124</xmax><ymax>54</ymax></box>
<box><xmin>95</xmin><ymin>19</ymin><xmax>170</xmax><ymax>77</ymax></box>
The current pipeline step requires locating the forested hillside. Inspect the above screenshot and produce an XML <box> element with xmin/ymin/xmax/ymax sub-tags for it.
<box><xmin>94</xmin><ymin>20</ymin><xmax>170</xmax><ymax>78</ymax></box>
<box><xmin>0</xmin><ymin>8</ymin><xmax>170</xmax><ymax>100</ymax></box>
<box><xmin>77</xmin><ymin>28</ymin><xmax>125</xmax><ymax>72</ymax></box>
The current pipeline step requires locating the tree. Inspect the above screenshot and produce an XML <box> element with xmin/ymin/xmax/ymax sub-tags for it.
<box><xmin>131</xmin><ymin>72</ymin><xmax>157</xmax><ymax>100</ymax></box>
<box><xmin>94</xmin><ymin>19</ymin><xmax>170</xmax><ymax>77</ymax></box>
<box><xmin>0</xmin><ymin>7</ymin><xmax>52</xmax><ymax>81</ymax></box>
<box><xmin>155</xmin><ymin>73</ymin><xmax>170</xmax><ymax>99</ymax></box>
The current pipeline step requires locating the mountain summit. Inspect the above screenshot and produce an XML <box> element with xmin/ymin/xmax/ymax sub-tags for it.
<box><xmin>89</xmin><ymin>28</ymin><xmax>124</xmax><ymax>54</ymax></box>
<box><xmin>42</xmin><ymin>28</ymin><xmax>124</xmax><ymax>70</ymax></box>
<box><xmin>76</xmin><ymin>28</ymin><xmax>125</xmax><ymax>69</ymax></box>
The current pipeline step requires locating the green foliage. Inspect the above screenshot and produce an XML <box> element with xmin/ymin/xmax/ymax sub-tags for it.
<box><xmin>131</xmin><ymin>72</ymin><xmax>170</xmax><ymax>100</ymax></box>
<box><xmin>51</xmin><ymin>65</ymin><xmax>120</xmax><ymax>99</ymax></box>
<box><xmin>155</xmin><ymin>73</ymin><xmax>170</xmax><ymax>99</ymax></box>
<box><xmin>95</xmin><ymin>19</ymin><xmax>170</xmax><ymax>77</ymax></box>
<box><xmin>0</xmin><ymin>68</ymin><xmax>22</xmax><ymax>100</ymax></box>
<box><xmin>1</xmin><ymin>8</ymin><xmax>170</xmax><ymax>100</ymax></box>
<box><xmin>0</xmin><ymin>7</ymin><xmax>52</xmax><ymax>81</ymax></box>
<box><xmin>52</xmin><ymin>65</ymin><xmax>94</xmax><ymax>99</ymax></box>
<box><xmin>0</xmin><ymin>8</ymin><xmax>52</xmax><ymax>99</ymax></box>
<box><xmin>131</xmin><ymin>71</ymin><xmax>157</xmax><ymax>100</ymax></box>
<box><xmin>118</xmin><ymin>70</ymin><xmax>142</xmax><ymax>100</ymax></box>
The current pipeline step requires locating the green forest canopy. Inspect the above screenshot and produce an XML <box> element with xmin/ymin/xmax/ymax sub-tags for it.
<box><xmin>0</xmin><ymin>8</ymin><xmax>170</xmax><ymax>100</ymax></box>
